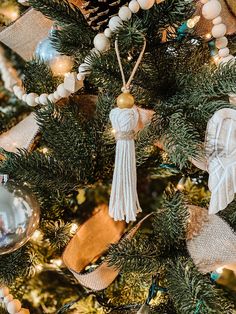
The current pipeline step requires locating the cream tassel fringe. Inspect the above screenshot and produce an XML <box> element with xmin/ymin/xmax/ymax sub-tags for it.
<box><xmin>109</xmin><ymin>106</ymin><xmax>141</xmax><ymax>223</ymax></box>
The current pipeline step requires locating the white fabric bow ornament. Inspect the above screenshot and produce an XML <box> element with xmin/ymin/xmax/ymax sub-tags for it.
<box><xmin>204</xmin><ymin>108</ymin><xmax>236</xmax><ymax>214</ymax></box>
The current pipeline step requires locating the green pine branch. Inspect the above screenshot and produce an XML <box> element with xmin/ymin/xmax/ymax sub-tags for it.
<box><xmin>166</xmin><ymin>258</ymin><xmax>234</xmax><ymax>314</ymax></box>
<box><xmin>23</xmin><ymin>59</ymin><xmax>62</xmax><ymax>94</ymax></box>
<box><xmin>152</xmin><ymin>189</ymin><xmax>188</xmax><ymax>246</ymax></box>
<box><xmin>28</xmin><ymin>0</ymin><xmax>87</xmax><ymax>26</ymax></box>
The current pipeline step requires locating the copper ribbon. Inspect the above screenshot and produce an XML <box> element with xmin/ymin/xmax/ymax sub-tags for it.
<box><xmin>63</xmin><ymin>205</ymin><xmax>152</xmax><ymax>291</ymax></box>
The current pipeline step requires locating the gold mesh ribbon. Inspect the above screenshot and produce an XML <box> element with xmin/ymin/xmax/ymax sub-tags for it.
<box><xmin>0</xmin><ymin>9</ymin><xmax>53</xmax><ymax>60</ymax></box>
<box><xmin>187</xmin><ymin>205</ymin><xmax>236</xmax><ymax>273</ymax></box>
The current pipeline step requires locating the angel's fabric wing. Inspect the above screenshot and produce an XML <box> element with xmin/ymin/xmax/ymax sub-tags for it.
<box><xmin>0</xmin><ymin>113</ymin><xmax>39</xmax><ymax>153</ymax></box>
<box><xmin>206</xmin><ymin>108</ymin><xmax>236</xmax><ymax>214</ymax></box>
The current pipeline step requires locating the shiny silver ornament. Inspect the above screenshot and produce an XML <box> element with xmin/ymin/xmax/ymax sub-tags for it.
<box><xmin>0</xmin><ymin>182</ymin><xmax>40</xmax><ymax>255</ymax></box>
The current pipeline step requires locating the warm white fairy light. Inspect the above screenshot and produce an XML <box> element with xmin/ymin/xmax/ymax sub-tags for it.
<box><xmin>187</xmin><ymin>15</ymin><xmax>200</xmax><ymax>29</ymax></box>
<box><xmin>31</xmin><ymin>230</ymin><xmax>42</xmax><ymax>241</ymax></box>
<box><xmin>35</xmin><ymin>264</ymin><xmax>43</xmax><ymax>272</ymax></box>
<box><xmin>70</xmin><ymin>222</ymin><xmax>78</xmax><ymax>234</ymax></box>
<box><xmin>0</xmin><ymin>6</ymin><xmax>20</xmax><ymax>22</ymax></box>
<box><xmin>50</xmin><ymin>258</ymin><xmax>63</xmax><ymax>267</ymax></box>
<box><xmin>42</xmin><ymin>147</ymin><xmax>49</xmax><ymax>154</ymax></box>
<box><xmin>216</xmin><ymin>266</ymin><xmax>224</xmax><ymax>274</ymax></box>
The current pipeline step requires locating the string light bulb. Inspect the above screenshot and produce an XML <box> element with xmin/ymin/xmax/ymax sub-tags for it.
<box><xmin>187</xmin><ymin>15</ymin><xmax>200</xmax><ymax>28</ymax></box>
<box><xmin>50</xmin><ymin>55</ymin><xmax>74</xmax><ymax>77</ymax></box>
<box><xmin>50</xmin><ymin>258</ymin><xmax>63</xmax><ymax>268</ymax></box>
<box><xmin>70</xmin><ymin>223</ymin><xmax>78</xmax><ymax>234</ymax></box>
<box><xmin>31</xmin><ymin>230</ymin><xmax>42</xmax><ymax>241</ymax></box>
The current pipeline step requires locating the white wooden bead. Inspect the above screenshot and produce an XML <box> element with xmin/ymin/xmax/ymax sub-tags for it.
<box><xmin>13</xmin><ymin>85</ymin><xmax>21</xmax><ymax>94</ymax></box>
<box><xmin>48</xmin><ymin>94</ymin><xmax>55</xmax><ymax>103</ymax></box>
<box><xmin>104</xmin><ymin>28</ymin><xmax>112</xmax><ymax>38</ymax></box>
<box><xmin>212</xmin><ymin>23</ymin><xmax>227</xmax><ymax>38</ymax></box>
<box><xmin>119</xmin><ymin>6</ymin><xmax>132</xmax><ymax>21</ymax></box>
<box><xmin>129</xmin><ymin>0</ymin><xmax>140</xmax><ymax>12</ymax></box>
<box><xmin>213</xmin><ymin>16</ymin><xmax>222</xmax><ymax>25</ymax></box>
<box><xmin>21</xmin><ymin>94</ymin><xmax>27</xmax><ymax>102</ymax></box>
<box><xmin>77</xmin><ymin>73</ymin><xmax>85</xmax><ymax>81</ymax></box>
<box><xmin>218</xmin><ymin>47</ymin><xmax>229</xmax><ymax>58</ymax></box>
<box><xmin>26</xmin><ymin>93</ymin><xmax>38</xmax><ymax>107</ymax></box>
<box><xmin>137</xmin><ymin>0</ymin><xmax>155</xmax><ymax>10</ymax></box>
<box><xmin>35</xmin><ymin>97</ymin><xmax>40</xmax><ymax>104</ymax></box>
<box><xmin>39</xmin><ymin>93</ymin><xmax>49</xmax><ymax>105</ymax></box>
<box><xmin>53</xmin><ymin>91</ymin><xmax>60</xmax><ymax>100</ymax></box>
<box><xmin>0</xmin><ymin>287</ymin><xmax>9</xmax><ymax>297</ymax></box>
<box><xmin>220</xmin><ymin>54</ymin><xmax>235</xmax><ymax>65</ymax></box>
<box><xmin>215</xmin><ymin>36</ymin><xmax>228</xmax><ymax>49</ymax></box>
<box><xmin>13</xmin><ymin>86</ymin><xmax>24</xmax><ymax>99</ymax></box>
<box><xmin>16</xmin><ymin>90</ymin><xmax>24</xmax><ymax>99</ymax></box>
<box><xmin>64</xmin><ymin>72</ymin><xmax>82</xmax><ymax>93</ymax></box>
<box><xmin>78</xmin><ymin>63</ymin><xmax>91</xmax><ymax>75</ymax></box>
<box><xmin>7</xmin><ymin>299</ymin><xmax>22</xmax><ymax>314</ymax></box>
<box><xmin>108</xmin><ymin>16</ymin><xmax>123</xmax><ymax>32</ymax></box>
<box><xmin>4</xmin><ymin>294</ymin><xmax>13</xmax><ymax>304</ymax></box>
<box><xmin>57</xmin><ymin>84</ymin><xmax>71</xmax><ymax>98</ymax></box>
<box><xmin>93</xmin><ymin>33</ymin><xmax>110</xmax><ymax>52</ymax></box>
<box><xmin>202</xmin><ymin>0</ymin><xmax>222</xmax><ymax>20</ymax></box>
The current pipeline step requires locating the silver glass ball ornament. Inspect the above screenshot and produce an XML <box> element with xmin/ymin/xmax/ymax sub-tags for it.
<box><xmin>0</xmin><ymin>182</ymin><xmax>40</xmax><ymax>255</ymax></box>
<box><xmin>35</xmin><ymin>37</ymin><xmax>60</xmax><ymax>63</ymax></box>
<box><xmin>35</xmin><ymin>36</ymin><xmax>74</xmax><ymax>76</ymax></box>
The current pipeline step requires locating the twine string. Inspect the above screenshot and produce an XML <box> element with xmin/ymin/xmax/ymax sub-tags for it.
<box><xmin>114</xmin><ymin>35</ymin><xmax>146</xmax><ymax>91</ymax></box>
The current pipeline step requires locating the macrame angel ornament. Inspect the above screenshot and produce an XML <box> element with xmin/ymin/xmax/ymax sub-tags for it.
<box><xmin>109</xmin><ymin>38</ymin><xmax>147</xmax><ymax>223</ymax></box>
<box><xmin>192</xmin><ymin>108</ymin><xmax>236</xmax><ymax>214</ymax></box>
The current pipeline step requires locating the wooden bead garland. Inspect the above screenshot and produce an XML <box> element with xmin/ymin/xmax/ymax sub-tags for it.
<box><xmin>201</xmin><ymin>0</ymin><xmax>235</xmax><ymax>65</ymax></box>
<box><xmin>1</xmin><ymin>0</ymin><xmax>235</xmax><ymax>108</ymax></box>
<box><xmin>0</xmin><ymin>286</ymin><xmax>30</xmax><ymax>314</ymax></box>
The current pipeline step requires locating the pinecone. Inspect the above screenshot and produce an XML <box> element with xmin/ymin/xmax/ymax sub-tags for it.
<box><xmin>82</xmin><ymin>0</ymin><xmax>128</xmax><ymax>31</ymax></box>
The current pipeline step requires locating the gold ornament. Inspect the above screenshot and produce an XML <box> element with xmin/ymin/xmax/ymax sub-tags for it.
<box><xmin>117</xmin><ymin>92</ymin><xmax>135</xmax><ymax>109</ymax></box>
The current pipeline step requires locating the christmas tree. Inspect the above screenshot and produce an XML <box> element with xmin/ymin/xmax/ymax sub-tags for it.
<box><xmin>0</xmin><ymin>0</ymin><xmax>236</xmax><ymax>313</ymax></box>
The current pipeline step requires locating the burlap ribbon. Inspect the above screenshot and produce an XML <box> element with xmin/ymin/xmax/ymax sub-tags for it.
<box><xmin>0</xmin><ymin>9</ymin><xmax>53</xmax><ymax>60</ymax></box>
<box><xmin>63</xmin><ymin>205</ymin><xmax>152</xmax><ymax>291</ymax></box>
<box><xmin>0</xmin><ymin>113</ymin><xmax>39</xmax><ymax>152</ymax></box>
<box><xmin>187</xmin><ymin>205</ymin><xmax>236</xmax><ymax>273</ymax></box>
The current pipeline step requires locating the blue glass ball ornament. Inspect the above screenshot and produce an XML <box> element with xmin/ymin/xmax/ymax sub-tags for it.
<box><xmin>35</xmin><ymin>37</ymin><xmax>60</xmax><ymax>63</ymax></box>
<box><xmin>35</xmin><ymin>36</ymin><xmax>74</xmax><ymax>76</ymax></box>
